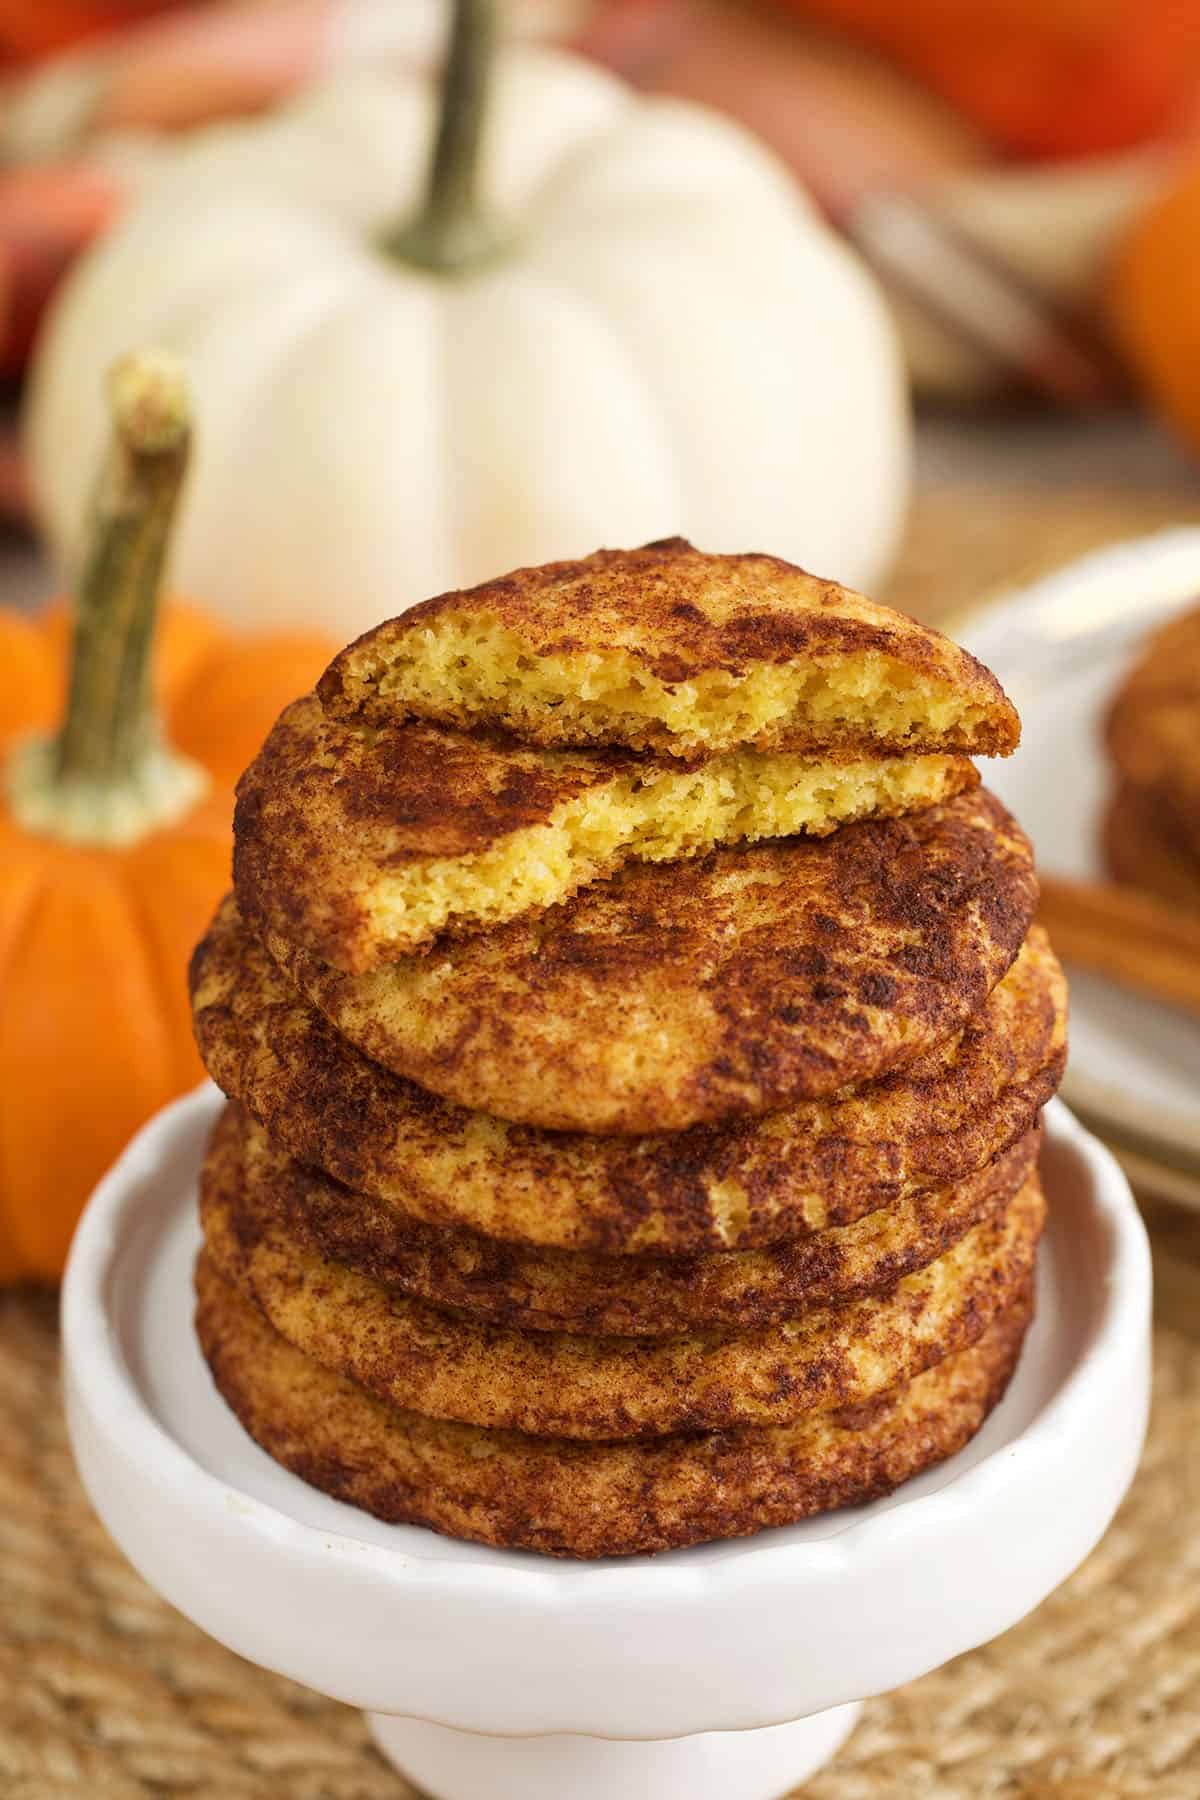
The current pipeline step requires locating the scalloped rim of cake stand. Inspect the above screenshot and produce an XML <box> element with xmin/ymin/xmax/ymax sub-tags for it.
<box><xmin>62</xmin><ymin>1088</ymin><xmax>1151</xmax><ymax>1742</ymax></box>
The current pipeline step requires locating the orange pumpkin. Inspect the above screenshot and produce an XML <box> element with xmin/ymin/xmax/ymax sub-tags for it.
<box><xmin>787</xmin><ymin>0</ymin><xmax>1200</xmax><ymax>160</ymax></box>
<box><xmin>1108</xmin><ymin>155</ymin><xmax>1200</xmax><ymax>456</ymax></box>
<box><xmin>0</xmin><ymin>349</ymin><xmax>332</xmax><ymax>1282</ymax></box>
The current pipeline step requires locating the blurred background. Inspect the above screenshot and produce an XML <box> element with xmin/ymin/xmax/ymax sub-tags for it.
<box><xmin>3</xmin><ymin>3</ymin><xmax>1200</xmax><ymax>1792</ymax></box>
<box><xmin>4</xmin><ymin>0</ymin><xmax>1200</xmax><ymax>447</ymax></box>
<box><xmin>3</xmin><ymin>0</ymin><xmax>1200</xmax><ymax>584</ymax></box>
<box><xmin>1</xmin><ymin>0</ymin><xmax>1200</xmax><ymax>623</ymax></box>
<box><xmin>3</xmin><ymin>0</ymin><xmax>1200</xmax><ymax>521</ymax></box>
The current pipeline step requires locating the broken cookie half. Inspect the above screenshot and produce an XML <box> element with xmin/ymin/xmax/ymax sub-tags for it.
<box><xmin>233</xmin><ymin>694</ymin><xmax>978</xmax><ymax>971</ymax></box>
<box><xmin>317</xmin><ymin>539</ymin><xmax>1020</xmax><ymax>761</ymax></box>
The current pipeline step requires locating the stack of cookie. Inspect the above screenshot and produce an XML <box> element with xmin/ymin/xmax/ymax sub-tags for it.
<box><xmin>1105</xmin><ymin>603</ymin><xmax>1200</xmax><ymax>914</ymax></box>
<box><xmin>190</xmin><ymin>541</ymin><xmax>1066</xmax><ymax>1559</ymax></box>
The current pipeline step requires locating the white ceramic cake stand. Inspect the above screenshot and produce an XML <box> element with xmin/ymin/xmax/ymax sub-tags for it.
<box><xmin>62</xmin><ymin>1089</ymin><xmax>1151</xmax><ymax>1800</ymax></box>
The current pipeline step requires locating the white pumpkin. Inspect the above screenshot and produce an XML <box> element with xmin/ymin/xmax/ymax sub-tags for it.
<box><xmin>27</xmin><ymin>9</ymin><xmax>910</xmax><ymax>636</ymax></box>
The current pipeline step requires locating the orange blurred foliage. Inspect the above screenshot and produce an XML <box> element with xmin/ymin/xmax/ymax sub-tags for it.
<box><xmin>0</xmin><ymin>0</ymin><xmax>176</xmax><ymax>61</ymax></box>
<box><xmin>789</xmin><ymin>0</ymin><xmax>1200</xmax><ymax>159</ymax></box>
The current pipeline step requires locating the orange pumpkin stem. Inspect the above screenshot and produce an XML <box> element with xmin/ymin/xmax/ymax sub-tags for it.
<box><xmin>6</xmin><ymin>348</ymin><xmax>209</xmax><ymax>847</ymax></box>
<box><xmin>382</xmin><ymin>0</ymin><xmax>511</xmax><ymax>276</ymax></box>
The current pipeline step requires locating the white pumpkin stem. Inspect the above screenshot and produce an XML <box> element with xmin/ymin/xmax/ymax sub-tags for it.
<box><xmin>6</xmin><ymin>349</ymin><xmax>210</xmax><ymax>848</ymax></box>
<box><xmin>384</xmin><ymin>0</ymin><xmax>511</xmax><ymax>274</ymax></box>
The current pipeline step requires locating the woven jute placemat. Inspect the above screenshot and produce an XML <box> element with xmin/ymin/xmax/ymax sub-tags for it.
<box><xmin>4</xmin><ymin>415</ymin><xmax>1200</xmax><ymax>1798</ymax></box>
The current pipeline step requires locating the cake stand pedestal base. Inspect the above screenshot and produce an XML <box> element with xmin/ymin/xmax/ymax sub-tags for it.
<box><xmin>368</xmin><ymin>1703</ymin><xmax>863</xmax><ymax>1800</ymax></box>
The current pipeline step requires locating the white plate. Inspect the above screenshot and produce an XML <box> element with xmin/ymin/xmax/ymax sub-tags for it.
<box><xmin>963</xmin><ymin>528</ymin><xmax>1200</xmax><ymax>1170</ymax></box>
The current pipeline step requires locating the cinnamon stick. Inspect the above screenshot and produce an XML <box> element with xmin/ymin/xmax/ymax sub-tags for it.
<box><xmin>1037</xmin><ymin>874</ymin><xmax>1200</xmax><ymax>1018</ymax></box>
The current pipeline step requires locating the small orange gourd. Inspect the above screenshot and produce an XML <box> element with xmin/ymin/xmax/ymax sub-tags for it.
<box><xmin>1108</xmin><ymin>157</ymin><xmax>1200</xmax><ymax>460</ymax></box>
<box><xmin>0</xmin><ymin>349</ymin><xmax>332</xmax><ymax>1281</ymax></box>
